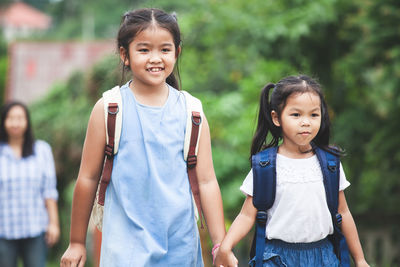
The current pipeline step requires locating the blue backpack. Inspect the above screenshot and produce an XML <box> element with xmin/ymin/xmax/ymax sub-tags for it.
<box><xmin>250</xmin><ymin>146</ymin><xmax>350</xmax><ymax>267</ymax></box>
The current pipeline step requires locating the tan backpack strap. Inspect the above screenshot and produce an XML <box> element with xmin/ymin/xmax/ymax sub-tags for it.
<box><xmin>98</xmin><ymin>103</ymin><xmax>118</xmax><ymax>205</ymax></box>
<box><xmin>187</xmin><ymin>111</ymin><xmax>204</xmax><ymax>228</ymax></box>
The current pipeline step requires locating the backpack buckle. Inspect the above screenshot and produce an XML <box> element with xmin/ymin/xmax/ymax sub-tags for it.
<box><xmin>328</xmin><ymin>161</ymin><xmax>337</xmax><ymax>172</ymax></box>
<box><xmin>259</xmin><ymin>160</ymin><xmax>270</xmax><ymax>167</ymax></box>
<box><xmin>335</xmin><ymin>213</ymin><xmax>342</xmax><ymax>227</ymax></box>
<box><xmin>192</xmin><ymin>113</ymin><xmax>202</xmax><ymax>126</ymax></box>
<box><xmin>256</xmin><ymin>211</ymin><xmax>268</xmax><ymax>225</ymax></box>
<box><xmin>105</xmin><ymin>144</ymin><xmax>114</xmax><ymax>158</ymax></box>
<box><xmin>108</xmin><ymin>105</ymin><xmax>119</xmax><ymax>115</ymax></box>
<box><xmin>187</xmin><ymin>154</ymin><xmax>197</xmax><ymax>169</ymax></box>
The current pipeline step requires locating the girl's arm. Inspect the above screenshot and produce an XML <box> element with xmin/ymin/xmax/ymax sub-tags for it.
<box><xmin>61</xmin><ymin>99</ymin><xmax>106</xmax><ymax>267</ymax></box>
<box><xmin>45</xmin><ymin>198</ymin><xmax>60</xmax><ymax>247</ymax></box>
<box><xmin>338</xmin><ymin>191</ymin><xmax>369</xmax><ymax>267</ymax></box>
<box><xmin>216</xmin><ymin>195</ymin><xmax>257</xmax><ymax>266</ymax></box>
<box><xmin>195</xmin><ymin>116</ymin><xmax>225</xmax><ymax>246</ymax></box>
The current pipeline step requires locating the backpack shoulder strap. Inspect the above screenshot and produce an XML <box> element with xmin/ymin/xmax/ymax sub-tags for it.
<box><xmin>182</xmin><ymin>90</ymin><xmax>204</xmax><ymax>227</ymax></box>
<box><xmin>314</xmin><ymin>147</ymin><xmax>340</xmax><ymax>214</ymax></box>
<box><xmin>102</xmin><ymin>86</ymin><xmax>122</xmax><ymax>154</ymax></box>
<box><xmin>182</xmin><ymin>91</ymin><xmax>203</xmax><ymax>161</ymax></box>
<box><xmin>251</xmin><ymin>146</ymin><xmax>278</xmax><ymax>267</ymax></box>
<box><xmin>252</xmin><ymin>146</ymin><xmax>278</xmax><ymax>210</ymax></box>
<box><xmin>314</xmin><ymin>147</ymin><xmax>350</xmax><ymax>265</ymax></box>
<box><xmin>97</xmin><ymin>86</ymin><xmax>121</xmax><ymax>206</ymax></box>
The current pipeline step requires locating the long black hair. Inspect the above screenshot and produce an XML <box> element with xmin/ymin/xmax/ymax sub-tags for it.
<box><xmin>117</xmin><ymin>8</ymin><xmax>182</xmax><ymax>89</ymax></box>
<box><xmin>0</xmin><ymin>101</ymin><xmax>34</xmax><ymax>157</ymax></box>
<box><xmin>250</xmin><ymin>75</ymin><xmax>342</xmax><ymax>157</ymax></box>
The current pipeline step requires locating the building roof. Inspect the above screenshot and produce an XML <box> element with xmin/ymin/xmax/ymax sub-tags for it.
<box><xmin>6</xmin><ymin>41</ymin><xmax>116</xmax><ymax>104</ymax></box>
<box><xmin>0</xmin><ymin>2</ymin><xmax>51</xmax><ymax>30</ymax></box>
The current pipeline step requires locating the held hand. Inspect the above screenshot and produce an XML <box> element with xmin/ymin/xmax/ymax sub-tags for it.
<box><xmin>60</xmin><ymin>243</ymin><xmax>86</xmax><ymax>267</ymax></box>
<box><xmin>355</xmin><ymin>259</ymin><xmax>370</xmax><ymax>267</ymax></box>
<box><xmin>214</xmin><ymin>245</ymin><xmax>238</xmax><ymax>267</ymax></box>
<box><xmin>46</xmin><ymin>222</ymin><xmax>60</xmax><ymax>247</ymax></box>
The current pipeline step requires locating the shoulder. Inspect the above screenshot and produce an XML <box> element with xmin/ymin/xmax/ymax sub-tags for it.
<box><xmin>180</xmin><ymin>90</ymin><xmax>202</xmax><ymax>104</ymax></box>
<box><xmin>34</xmin><ymin>140</ymin><xmax>51</xmax><ymax>150</ymax></box>
<box><xmin>33</xmin><ymin>140</ymin><xmax>53</xmax><ymax>156</ymax></box>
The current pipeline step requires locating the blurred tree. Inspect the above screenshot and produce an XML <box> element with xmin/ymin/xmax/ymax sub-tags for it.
<box><xmin>29</xmin><ymin>0</ymin><xmax>400</xmax><ymax>265</ymax></box>
<box><xmin>0</xmin><ymin>32</ymin><xmax>7</xmax><ymax>105</ymax></box>
<box><xmin>332</xmin><ymin>0</ymin><xmax>400</xmax><ymax>220</ymax></box>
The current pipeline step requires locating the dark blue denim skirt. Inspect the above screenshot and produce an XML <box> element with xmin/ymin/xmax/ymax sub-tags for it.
<box><xmin>249</xmin><ymin>238</ymin><xmax>340</xmax><ymax>267</ymax></box>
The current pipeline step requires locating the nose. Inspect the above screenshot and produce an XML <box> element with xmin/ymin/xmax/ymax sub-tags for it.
<box><xmin>301</xmin><ymin>118</ymin><xmax>310</xmax><ymax>126</ymax></box>
<box><xmin>149</xmin><ymin>52</ymin><xmax>162</xmax><ymax>64</ymax></box>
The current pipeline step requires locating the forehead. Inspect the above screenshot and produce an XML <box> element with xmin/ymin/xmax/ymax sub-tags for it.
<box><xmin>7</xmin><ymin>105</ymin><xmax>26</xmax><ymax>117</ymax></box>
<box><xmin>132</xmin><ymin>25</ymin><xmax>175</xmax><ymax>45</ymax></box>
<box><xmin>285</xmin><ymin>92</ymin><xmax>321</xmax><ymax>109</ymax></box>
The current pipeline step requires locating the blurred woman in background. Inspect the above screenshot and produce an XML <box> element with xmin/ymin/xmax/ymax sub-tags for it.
<box><xmin>0</xmin><ymin>101</ymin><xmax>59</xmax><ymax>267</ymax></box>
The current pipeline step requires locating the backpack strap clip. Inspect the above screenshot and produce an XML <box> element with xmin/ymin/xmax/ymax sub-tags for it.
<box><xmin>259</xmin><ymin>160</ymin><xmax>270</xmax><ymax>167</ymax></box>
<box><xmin>256</xmin><ymin>211</ymin><xmax>268</xmax><ymax>225</ymax></box>
<box><xmin>191</xmin><ymin>112</ymin><xmax>202</xmax><ymax>126</ymax></box>
<box><xmin>335</xmin><ymin>213</ymin><xmax>343</xmax><ymax>227</ymax></box>
<box><xmin>107</xmin><ymin>104</ymin><xmax>119</xmax><ymax>115</ymax></box>
<box><xmin>104</xmin><ymin>144</ymin><xmax>114</xmax><ymax>159</ymax></box>
<box><xmin>187</xmin><ymin>154</ymin><xmax>197</xmax><ymax>169</ymax></box>
<box><xmin>328</xmin><ymin>159</ymin><xmax>337</xmax><ymax>172</ymax></box>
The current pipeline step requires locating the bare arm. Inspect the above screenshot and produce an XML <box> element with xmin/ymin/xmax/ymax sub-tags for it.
<box><xmin>61</xmin><ymin>99</ymin><xmax>106</xmax><ymax>267</ymax></box>
<box><xmin>338</xmin><ymin>191</ymin><xmax>369</xmax><ymax>267</ymax></box>
<box><xmin>45</xmin><ymin>198</ymin><xmax>60</xmax><ymax>246</ymax></box>
<box><xmin>216</xmin><ymin>195</ymin><xmax>257</xmax><ymax>266</ymax></box>
<box><xmin>195</xmin><ymin>116</ymin><xmax>226</xmax><ymax>246</ymax></box>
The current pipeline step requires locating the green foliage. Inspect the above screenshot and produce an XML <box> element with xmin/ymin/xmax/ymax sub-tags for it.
<box><xmin>0</xmin><ymin>33</ymin><xmax>7</xmax><ymax>105</ymax></box>
<box><xmin>27</xmin><ymin>0</ymin><xmax>400</xmax><ymax>265</ymax></box>
<box><xmin>30</xmin><ymin>56</ymin><xmax>120</xmax><ymax>263</ymax></box>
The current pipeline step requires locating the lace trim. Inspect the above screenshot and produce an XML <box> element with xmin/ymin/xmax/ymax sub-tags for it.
<box><xmin>276</xmin><ymin>155</ymin><xmax>323</xmax><ymax>185</ymax></box>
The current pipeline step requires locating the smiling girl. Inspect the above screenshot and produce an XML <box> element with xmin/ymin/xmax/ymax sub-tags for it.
<box><xmin>60</xmin><ymin>8</ymin><xmax>225</xmax><ymax>267</ymax></box>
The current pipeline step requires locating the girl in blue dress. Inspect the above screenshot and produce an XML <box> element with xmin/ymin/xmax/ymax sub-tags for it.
<box><xmin>60</xmin><ymin>8</ymin><xmax>226</xmax><ymax>267</ymax></box>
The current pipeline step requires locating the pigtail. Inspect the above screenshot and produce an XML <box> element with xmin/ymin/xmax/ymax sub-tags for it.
<box><xmin>250</xmin><ymin>83</ymin><xmax>279</xmax><ymax>157</ymax></box>
<box><xmin>166</xmin><ymin>72</ymin><xmax>180</xmax><ymax>90</ymax></box>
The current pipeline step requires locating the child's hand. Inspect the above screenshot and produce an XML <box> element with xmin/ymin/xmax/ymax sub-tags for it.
<box><xmin>355</xmin><ymin>259</ymin><xmax>370</xmax><ymax>267</ymax></box>
<box><xmin>60</xmin><ymin>243</ymin><xmax>86</xmax><ymax>267</ymax></box>
<box><xmin>213</xmin><ymin>245</ymin><xmax>238</xmax><ymax>267</ymax></box>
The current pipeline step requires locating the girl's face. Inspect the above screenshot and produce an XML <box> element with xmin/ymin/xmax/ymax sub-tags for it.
<box><xmin>272</xmin><ymin>92</ymin><xmax>321</xmax><ymax>153</ymax></box>
<box><xmin>120</xmin><ymin>25</ymin><xmax>179</xmax><ymax>89</ymax></box>
<box><xmin>4</xmin><ymin>105</ymin><xmax>28</xmax><ymax>139</ymax></box>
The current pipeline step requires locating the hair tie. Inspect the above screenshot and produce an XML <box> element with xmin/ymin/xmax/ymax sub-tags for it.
<box><xmin>170</xmin><ymin>11</ymin><xmax>178</xmax><ymax>22</ymax></box>
<box><xmin>123</xmin><ymin>12</ymin><xmax>129</xmax><ymax>21</ymax></box>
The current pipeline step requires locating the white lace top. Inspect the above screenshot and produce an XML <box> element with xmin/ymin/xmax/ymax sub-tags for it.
<box><xmin>240</xmin><ymin>153</ymin><xmax>350</xmax><ymax>243</ymax></box>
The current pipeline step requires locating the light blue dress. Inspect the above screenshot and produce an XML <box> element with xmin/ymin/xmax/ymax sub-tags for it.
<box><xmin>100</xmin><ymin>82</ymin><xmax>203</xmax><ymax>267</ymax></box>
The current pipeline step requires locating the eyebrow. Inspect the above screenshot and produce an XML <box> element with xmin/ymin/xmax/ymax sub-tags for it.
<box><xmin>288</xmin><ymin>107</ymin><xmax>321</xmax><ymax>112</ymax></box>
<box><xmin>135</xmin><ymin>42</ymin><xmax>174</xmax><ymax>47</ymax></box>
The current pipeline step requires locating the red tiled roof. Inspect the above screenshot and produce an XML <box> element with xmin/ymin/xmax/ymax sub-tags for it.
<box><xmin>0</xmin><ymin>2</ymin><xmax>51</xmax><ymax>29</ymax></box>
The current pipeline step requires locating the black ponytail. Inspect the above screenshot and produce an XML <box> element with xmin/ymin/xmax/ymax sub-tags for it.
<box><xmin>250</xmin><ymin>83</ymin><xmax>280</xmax><ymax>157</ymax></box>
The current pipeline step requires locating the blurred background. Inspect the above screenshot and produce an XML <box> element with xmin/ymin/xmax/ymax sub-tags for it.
<box><xmin>0</xmin><ymin>0</ymin><xmax>399</xmax><ymax>266</ymax></box>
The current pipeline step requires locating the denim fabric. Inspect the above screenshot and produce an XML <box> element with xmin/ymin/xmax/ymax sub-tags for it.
<box><xmin>250</xmin><ymin>238</ymin><xmax>339</xmax><ymax>267</ymax></box>
<box><xmin>0</xmin><ymin>233</ymin><xmax>47</xmax><ymax>267</ymax></box>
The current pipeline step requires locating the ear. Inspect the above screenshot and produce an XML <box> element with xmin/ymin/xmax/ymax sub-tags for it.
<box><xmin>175</xmin><ymin>45</ymin><xmax>181</xmax><ymax>59</ymax></box>
<box><xmin>271</xmin><ymin>110</ymin><xmax>280</xmax><ymax>127</ymax></box>
<box><xmin>119</xmin><ymin>46</ymin><xmax>129</xmax><ymax>66</ymax></box>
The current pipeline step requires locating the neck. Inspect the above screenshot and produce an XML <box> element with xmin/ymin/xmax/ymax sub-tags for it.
<box><xmin>8</xmin><ymin>136</ymin><xmax>24</xmax><ymax>158</ymax></box>
<box><xmin>129</xmin><ymin>81</ymin><xmax>169</xmax><ymax>107</ymax></box>
<box><xmin>278</xmin><ymin>142</ymin><xmax>313</xmax><ymax>159</ymax></box>
<box><xmin>8</xmin><ymin>136</ymin><xmax>24</xmax><ymax>148</ymax></box>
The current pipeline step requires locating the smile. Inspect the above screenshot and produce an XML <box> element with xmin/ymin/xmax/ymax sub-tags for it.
<box><xmin>147</xmin><ymin>67</ymin><xmax>164</xmax><ymax>72</ymax></box>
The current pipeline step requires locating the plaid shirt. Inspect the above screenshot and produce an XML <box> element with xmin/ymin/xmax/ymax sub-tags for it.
<box><xmin>0</xmin><ymin>140</ymin><xmax>58</xmax><ymax>239</ymax></box>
